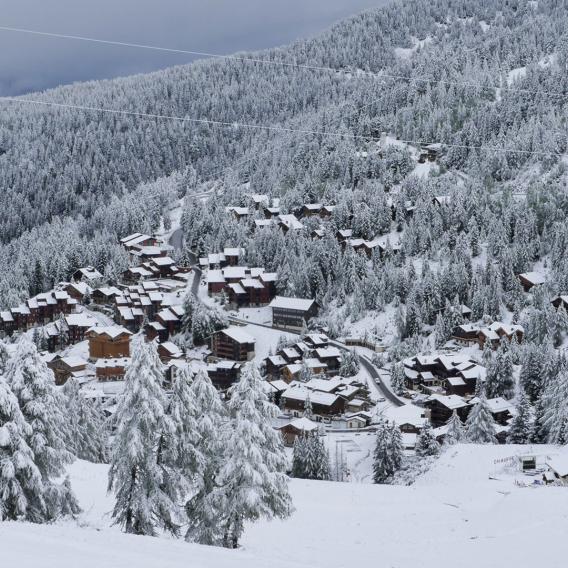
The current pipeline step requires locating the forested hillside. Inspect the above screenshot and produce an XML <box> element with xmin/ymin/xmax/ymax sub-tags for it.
<box><xmin>1</xmin><ymin>0</ymin><xmax>568</xmax><ymax>307</ymax></box>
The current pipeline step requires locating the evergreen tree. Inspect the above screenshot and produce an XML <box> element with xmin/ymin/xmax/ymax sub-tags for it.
<box><xmin>185</xmin><ymin>368</ymin><xmax>226</xmax><ymax>546</ymax></box>
<box><xmin>507</xmin><ymin>389</ymin><xmax>532</xmax><ymax>444</ymax></box>
<box><xmin>216</xmin><ymin>363</ymin><xmax>292</xmax><ymax>548</ymax></box>
<box><xmin>390</xmin><ymin>362</ymin><xmax>406</xmax><ymax>396</ymax></box>
<box><xmin>0</xmin><ymin>377</ymin><xmax>45</xmax><ymax>522</ymax></box>
<box><xmin>444</xmin><ymin>410</ymin><xmax>465</xmax><ymax>446</ymax></box>
<box><xmin>465</xmin><ymin>390</ymin><xmax>497</xmax><ymax>444</ymax></box>
<box><xmin>291</xmin><ymin>433</ymin><xmax>308</xmax><ymax>478</ymax></box>
<box><xmin>415</xmin><ymin>423</ymin><xmax>440</xmax><ymax>457</ymax></box>
<box><xmin>373</xmin><ymin>420</ymin><xmax>402</xmax><ymax>483</ymax></box>
<box><xmin>339</xmin><ymin>350</ymin><xmax>360</xmax><ymax>377</ymax></box>
<box><xmin>62</xmin><ymin>378</ymin><xmax>108</xmax><ymax>463</ymax></box>
<box><xmin>4</xmin><ymin>336</ymin><xmax>78</xmax><ymax>521</ymax></box>
<box><xmin>303</xmin><ymin>430</ymin><xmax>331</xmax><ymax>481</ymax></box>
<box><xmin>107</xmin><ymin>337</ymin><xmax>182</xmax><ymax>536</ymax></box>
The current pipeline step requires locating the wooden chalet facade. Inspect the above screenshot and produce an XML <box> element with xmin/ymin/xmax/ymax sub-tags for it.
<box><xmin>269</xmin><ymin>296</ymin><xmax>318</xmax><ymax>331</ymax></box>
<box><xmin>210</xmin><ymin>327</ymin><xmax>255</xmax><ymax>361</ymax></box>
<box><xmin>87</xmin><ymin>326</ymin><xmax>132</xmax><ymax>360</ymax></box>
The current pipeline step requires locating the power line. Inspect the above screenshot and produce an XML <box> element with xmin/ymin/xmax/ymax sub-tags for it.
<box><xmin>0</xmin><ymin>95</ymin><xmax>563</xmax><ymax>158</ymax></box>
<box><xmin>2</xmin><ymin>24</ymin><xmax>568</xmax><ymax>101</ymax></box>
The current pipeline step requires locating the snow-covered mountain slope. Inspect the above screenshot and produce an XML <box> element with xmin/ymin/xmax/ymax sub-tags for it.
<box><xmin>3</xmin><ymin>446</ymin><xmax>567</xmax><ymax>568</ymax></box>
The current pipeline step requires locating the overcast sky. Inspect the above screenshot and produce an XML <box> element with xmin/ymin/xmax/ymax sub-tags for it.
<box><xmin>0</xmin><ymin>0</ymin><xmax>390</xmax><ymax>96</ymax></box>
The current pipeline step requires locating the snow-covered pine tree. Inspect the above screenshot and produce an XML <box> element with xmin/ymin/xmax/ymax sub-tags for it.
<box><xmin>62</xmin><ymin>378</ymin><xmax>108</xmax><ymax>463</ymax></box>
<box><xmin>303</xmin><ymin>430</ymin><xmax>331</xmax><ymax>481</ymax></box>
<box><xmin>415</xmin><ymin>423</ymin><xmax>440</xmax><ymax>457</ymax></box>
<box><xmin>373</xmin><ymin>419</ymin><xmax>402</xmax><ymax>483</ymax></box>
<box><xmin>107</xmin><ymin>336</ymin><xmax>182</xmax><ymax>536</ymax></box>
<box><xmin>291</xmin><ymin>433</ymin><xmax>308</xmax><ymax>479</ymax></box>
<box><xmin>507</xmin><ymin>388</ymin><xmax>532</xmax><ymax>444</ymax></box>
<box><xmin>339</xmin><ymin>350</ymin><xmax>360</xmax><ymax>377</ymax></box>
<box><xmin>0</xmin><ymin>377</ymin><xmax>45</xmax><ymax>521</ymax></box>
<box><xmin>390</xmin><ymin>362</ymin><xmax>406</xmax><ymax>396</ymax></box>
<box><xmin>0</xmin><ymin>339</ymin><xmax>9</xmax><ymax>374</ymax></box>
<box><xmin>4</xmin><ymin>336</ymin><xmax>78</xmax><ymax>521</ymax></box>
<box><xmin>542</xmin><ymin>367</ymin><xmax>568</xmax><ymax>445</ymax></box>
<box><xmin>216</xmin><ymin>363</ymin><xmax>292</xmax><ymax>548</ymax></box>
<box><xmin>185</xmin><ymin>368</ymin><xmax>227</xmax><ymax>546</ymax></box>
<box><xmin>444</xmin><ymin>410</ymin><xmax>465</xmax><ymax>445</ymax></box>
<box><xmin>465</xmin><ymin>390</ymin><xmax>497</xmax><ymax>444</ymax></box>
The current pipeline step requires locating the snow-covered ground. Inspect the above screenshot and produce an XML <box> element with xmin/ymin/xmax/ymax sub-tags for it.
<box><xmin>4</xmin><ymin>445</ymin><xmax>568</xmax><ymax>568</ymax></box>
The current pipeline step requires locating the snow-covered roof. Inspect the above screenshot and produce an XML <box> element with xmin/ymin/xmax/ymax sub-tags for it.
<box><xmin>279</xmin><ymin>417</ymin><xmax>319</xmax><ymax>432</ymax></box>
<box><xmin>427</xmin><ymin>394</ymin><xmax>468</xmax><ymax>410</ymax></box>
<box><xmin>221</xmin><ymin>327</ymin><xmax>256</xmax><ymax>344</ymax></box>
<box><xmin>159</xmin><ymin>341</ymin><xmax>183</xmax><ymax>357</ymax></box>
<box><xmin>269</xmin><ymin>296</ymin><xmax>316</xmax><ymax>311</ymax></box>
<box><xmin>95</xmin><ymin>358</ymin><xmax>131</xmax><ymax>369</ymax></box>
<box><xmin>315</xmin><ymin>347</ymin><xmax>341</xmax><ymax>359</ymax></box>
<box><xmin>65</xmin><ymin>313</ymin><xmax>97</xmax><ymax>327</ymax></box>
<box><xmin>519</xmin><ymin>271</ymin><xmax>546</xmax><ymax>286</ymax></box>
<box><xmin>281</xmin><ymin>385</ymin><xmax>339</xmax><ymax>407</ymax></box>
<box><xmin>278</xmin><ymin>214</ymin><xmax>304</xmax><ymax>230</ymax></box>
<box><xmin>88</xmin><ymin>325</ymin><xmax>132</xmax><ymax>339</ymax></box>
<box><xmin>59</xmin><ymin>356</ymin><xmax>87</xmax><ymax>368</ymax></box>
<box><xmin>547</xmin><ymin>454</ymin><xmax>568</xmax><ymax>478</ymax></box>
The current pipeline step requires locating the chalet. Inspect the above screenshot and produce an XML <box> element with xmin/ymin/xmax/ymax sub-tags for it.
<box><xmin>311</xmin><ymin>228</ymin><xmax>325</xmax><ymax>240</ymax></box>
<box><xmin>278</xmin><ymin>214</ymin><xmax>304</xmax><ymax>233</ymax></box>
<box><xmin>265</xmin><ymin>354</ymin><xmax>287</xmax><ymax>377</ymax></box>
<box><xmin>87</xmin><ymin>326</ymin><xmax>132</xmax><ymax>360</ymax></box>
<box><xmin>265</xmin><ymin>379</ymin><xmax>289</xmax><ymax>405</ymax></box>
<box><xmin>280</xmin><ymin>384</ymin><xmax>345</xmax><ymax>417</ymax></box>
<box><xmin>336</xmin><ymin>229</ymin><xmax>353</xmax><ymax>243</ymax></box>
<box><xmin>149</xmin><ymin>256</ymin><xmax>177</xmax><ymax>278</ymax></box>
<box><xmin>552</xmin><ymin>295</ymin><xmax>568</xmax><ymax>311</ymax></box>
<box><xmin>223</xmin><ymin>247</ymin><xmax>244</xmax><ymax>266</ymax></box>
<box><xmin>95</xmin><ymin>357</ymin><xmax>130</xmax><ymax>382</ymax></box>
<box><xmin>65</xmin><ymin>313</ymin><xmax>98</xmax><ymax>344</ymax></box>
<box><xmin>282</xmin><ymin>358</ymin><xmax>328</xmax><ymax>381</ymax></box>
<box><xmin>469</xmin><ymin>396</ymin><xmax>514</xmax><ymax>425</ymax></box>
<box><xmin>269</xmin><ymin>296</ymin><xmax>318</xmax><ymax>331</ymax></box>
<box><xmin>155</xmin><ymin>306</ymin><xmax>184</xmax><ymax>339</ymax></box>
<box><xmin>63</xmin><ymin>281</ymin><xmax>92</xmax><ymax>302</ymax></box>
<box><xmin>116</xmin><ymin>306</ymin><xmax>144</xmax><ymax>331</ymax></box>
<box><xmin>145</xmin><ymin>321</ymin><xmax>168</xmax><ymax>343</ymax></box>
<box><xmin>227</xmin><ymin>206</ymin><xmax>250</xmax><ymax>220</ymax></box>
<box><xmin>207</xmin><ymin>360</ymin><xmax>242</xmax><ymax>390</ymax></box>
<box><xmin>452</xmin><ymin>322</ymin><xmax>524</xmax><ymax>349</ymax></box>
<box><xmin>92</xmin><ymin>286</ymin><xmax>122</xmax><ymax>305</ymax></box>
<box><xmin>313</xmin><ymin>346</ymin><xmax>342</xmax><ymax>374</ymax></box>
<box><xmin>249</xmin><ymin>194</ymin><xmax>269</xmax><ymax>210</ymax></box>
<box><xmin>277</xmin><ymin>417</ymin><xmax>319</xmax><ymax>446</ymax></box>
<box><xmin>72</xmin><ymin>266</ymin><xmax>103</xmax><ymax>283</ymax></box>
<box><xmin>303</xmin><ymin>333</ymin><xmax>329</xmax><ymax>349</ymax></box>
<box><xmin>518</xmin><ymin>271</ymin><xmax>546</xmax><ymax>292</ymax></box>
<box><xmin>47</xmin><ymin>355</ymin><xmax>89</xmax><ymax>386</ymax></box>
<box><xmin>345</xmin><ymin>412</ymin><xmax>372</xmax><ymax>429</ymax></box>
<box><xmin>157</xmin><ymin>341</ymin><xmax>184</xmax><ymax>362</ymax></box>
<box><xmin>120</xmin><ymin>233</ymin><xmax>157</xmax><ymax>250</ymax></box>
<box><xmin>423</xmin><ymin>394</ymin><xmax>470</xmax><ymax>427</ymax></box>
<box><xmin>388</xmin><ymin>404</ymin><xmax>428</xmax><ymax>434</ymax></box>
<box><xmin>210</xmin><ymin>327</ymin><xmax>255</xmax><ymax>361</ymax></box>
<box><xmin>122</xmin><ymin>266</ymin><xmax>155</xmax><ymax>284</ymax></box>
<box><xmin>321</xmin><ymin>205</ymin><xmax>335</xmax><ymax>218</ymax></box>
<box><xmin>301</xmin><ymin>203</ymin><xmax>323</xmax><ymax>217</ymax></box>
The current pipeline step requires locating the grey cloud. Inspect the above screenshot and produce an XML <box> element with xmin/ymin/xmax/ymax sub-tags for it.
<box><xmin>0</xmin><ymin>0</ymin><xmax>389</xmax><ymax>95</ymax></box>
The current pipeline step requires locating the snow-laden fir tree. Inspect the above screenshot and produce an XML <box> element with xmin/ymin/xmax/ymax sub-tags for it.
<box><xmin>216</xmin><ymin>363</ymin><xmax>292</xmax><ymax>548</ymax></box>
<box><xmin>339</xmin><ymin>350</ymin><xmax>360</xmax><ymax>377</ymax></box>
<box><xmin>373</xmin><ymin>420</ymin><xmax>402</xmax><ymax>483</ymax></box>
<box><xmin>303</xmin><ymin>392</ymin><xmax>314</xmax><ymax>419</ymax></box>
<box><xmin>107</xmin><ymin>336</ymin><xmax>182</xmax><ymax>536</ymax></box>
<box><xmin>390</xmin><ymin>362</ymin><xmax>406</xmax><ymax>396</ymax></box>
<box><xmin>303</xmin><ymin>430</ymin><xmax>331</xmax><ymax>481</ymax></box>
<box><xmin>184</xmin><ymin>368</ymin><xmax>226</xmax><ymax>546</ymax></box>
<box><xmin>444</xmin><ymin>410</ymin><xmax>465</xmax><ymax>446</ymax></box>
<box><xmin>485</xmin><ymin>341</ymin><xmax>515</xmax><ymax>400</ymax></box>
<box><xmin>507</xmin><ymin>388</ymin><xmax>532</xmax><ymax>444</ymax></box>
<box><xmin>291</xmin><ymin>433</ymin><xmax>308</xmax><ymax>479</ymax></box>
<box><xmin>0</xmin><ymin>339</ymin><xmax>9</xmax><ymax>374</ymax></box>
<box><xmin>4</xmin><ymin>336</ymin><xmax>78</xmax><ymax>521</ymax></box>
<box><xmin>62</xmin><ymin>378</ymin><xmax>108</xmax><ymax>463</ymax></box>
<box><xmin>465</xmin><ymin>390</ymin><xmax>497</xmax><ymax>444</ymax></box>
<box><xmin>415</xmin><ymin>423</ymin><xmax>440</xmax><ymax>457</ymax></box>
<box><xmin>542</xmin><ymin>367</ymin><xmax>568</xmax><ymax>444</ymax></box>
<box><xmin>0</xmin><ymin>377</ymin><xmax>45</xmax><ymax>522</ymax></box>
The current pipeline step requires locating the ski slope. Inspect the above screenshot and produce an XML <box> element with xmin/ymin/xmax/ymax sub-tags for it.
<box><xmin>1</xmin><ymin>445</ymin><xmax>567</xmax><ymax>568</ymax></box>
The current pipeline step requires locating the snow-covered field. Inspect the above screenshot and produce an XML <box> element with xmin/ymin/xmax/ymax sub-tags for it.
<box><xmin>3</xmin><ymin>445</ymin><xmax>567</xmax><ymax>568</ymax></box>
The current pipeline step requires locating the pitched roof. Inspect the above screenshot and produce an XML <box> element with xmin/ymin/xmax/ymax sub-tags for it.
<box><xmin>221</xmin><ymin>327</ymin><xmax>256</xmax><ymax>344</ymax></box>
<box><xmin>269</xmin><ymin>296</ymin><xmax>316</xmax><ymax>311</ymax></box>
